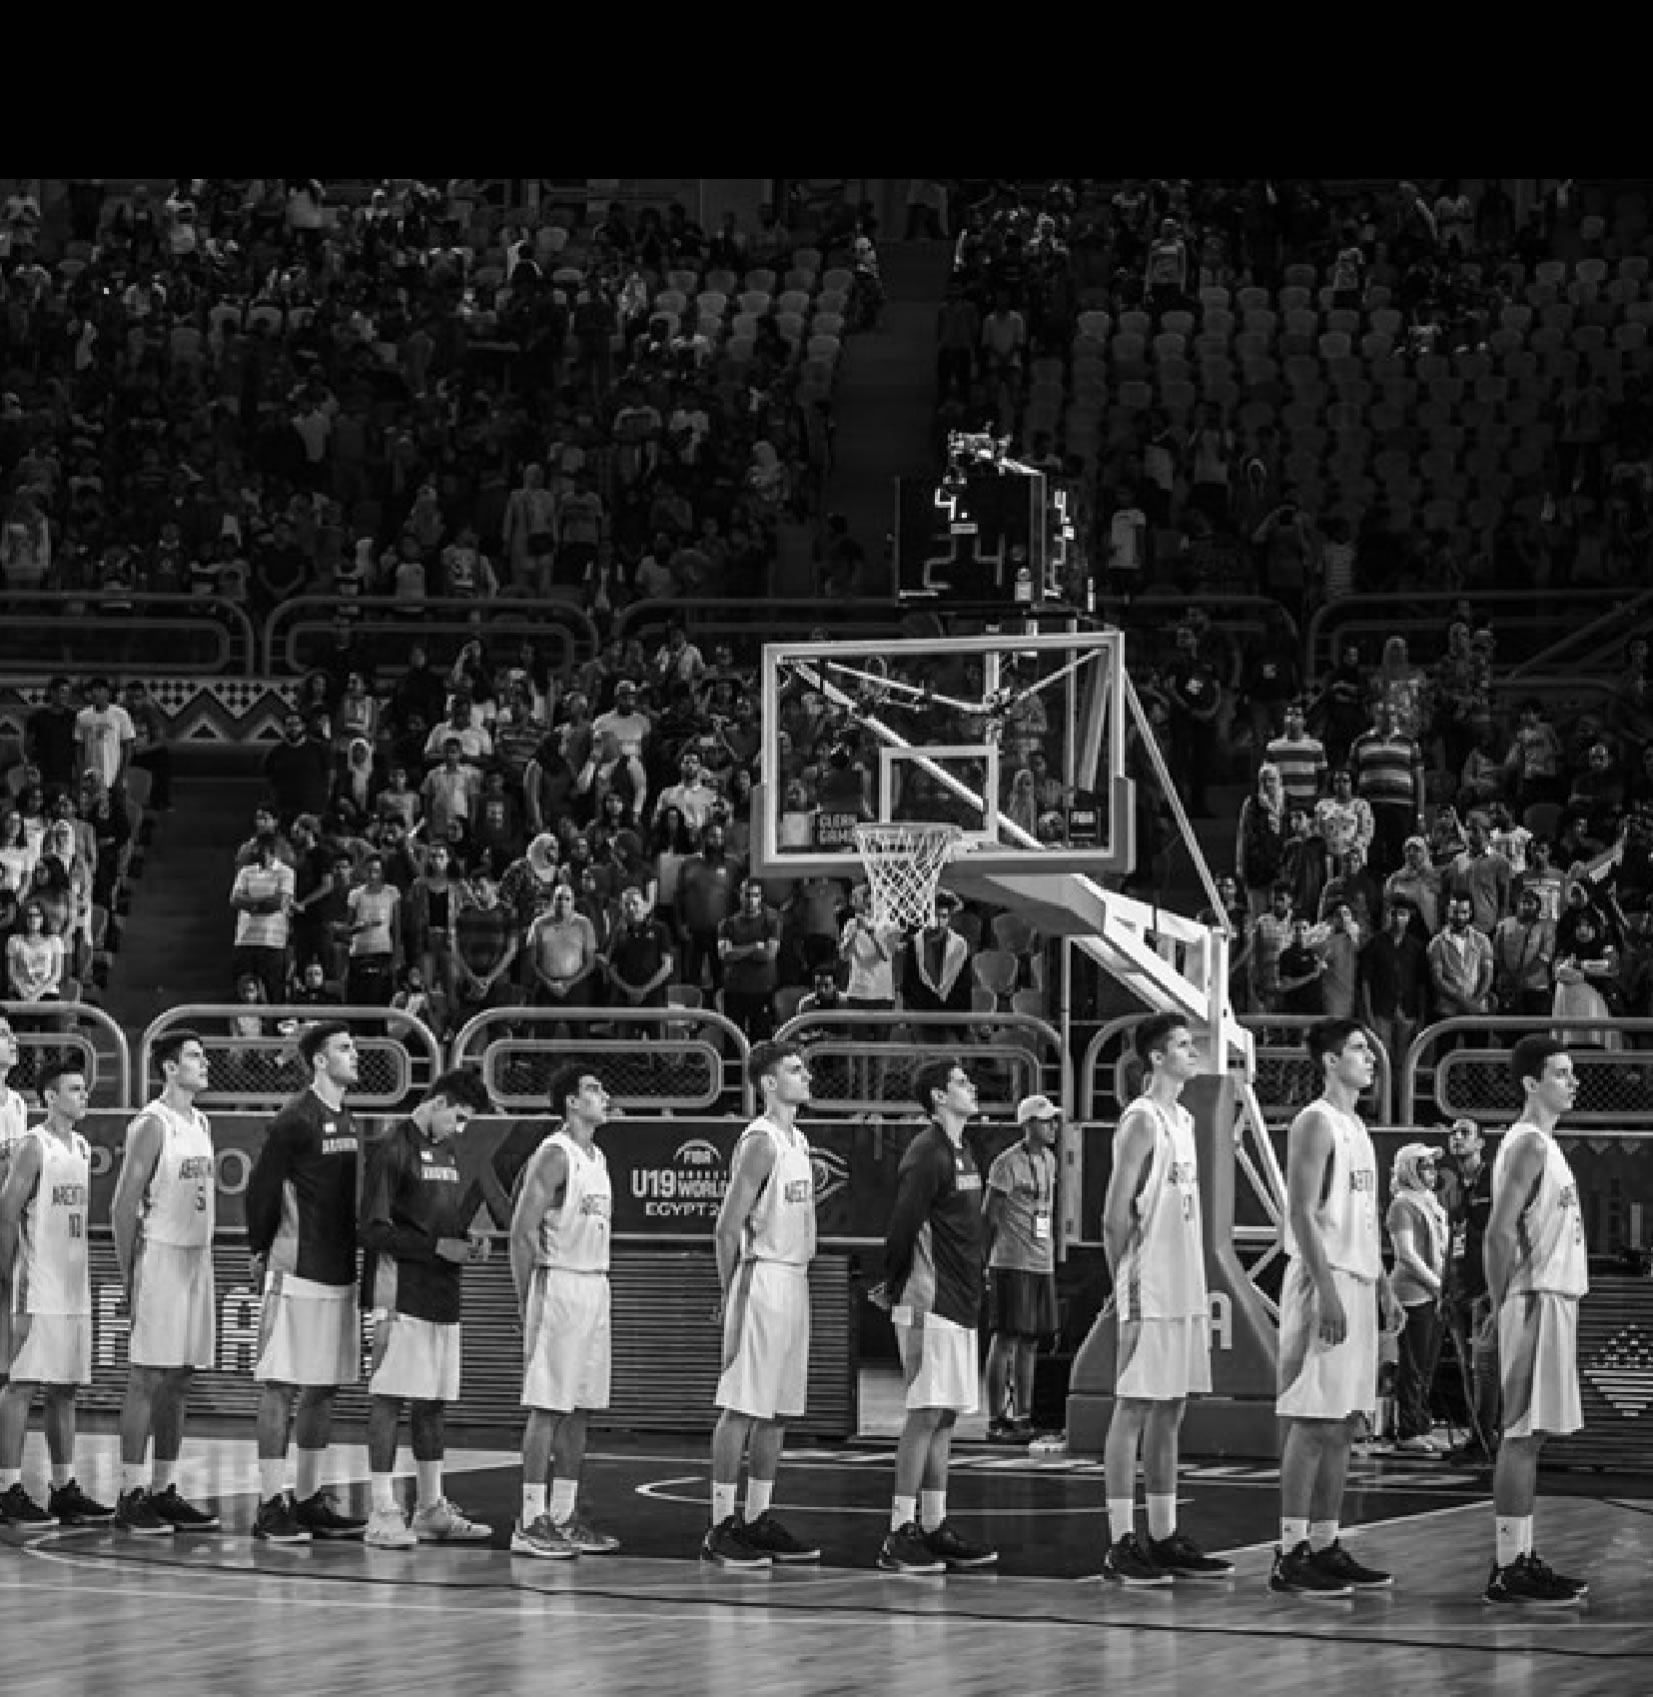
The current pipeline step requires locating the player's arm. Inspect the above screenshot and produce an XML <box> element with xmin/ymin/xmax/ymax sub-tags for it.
<box><xmin>359</xmin><ymin>1136</ymin><xmax>448</xmax><ymax>1265</ymax></box>
<box><xmin>883</xmin><ymin>1140</ymin><xmax>947</xmax><ymax>1308</ymax></box>
<box><xmin>243</xmin><ymin>1108</ymin><xmax>299</xmax><ymax>1277</ymax></box>
<box><xmin>981</xmin><ymin>1156</ymin><xmax>1011</xmax><ymax>1261</ymax></box>
<box><xmin>0</xmin><ymin>1135</ymin><xmax>42</xmax><ymax>1291</ymax></box>
<box><xmin>1284</xmin><ymin>1105</ymin><xmax>1346</xmax><ymax>1343</ymax></box>
<box><xmin>1483</xmin><ymin>1131</ymin><xmax>1545</xmax><ymax>1307</ymax></box>
<box><xmin>508</xmin><ymin>1142</ymin><xmax>567</xmax><ymax>1315</ymax></box>
<box><xmin>110</xmin><ymin>1110</ymin><xmax>165</xmax><ymax>1288</ymax></box>
<box><xmin>712</xmin><ymin>1130</ymin><xmax>775</xmax><ymax>1302</ymax></box>
<box><xmin>1102</xmin><ymin>1105</ymin><xmax>1156</xmax><ymax>1282</ymax></box>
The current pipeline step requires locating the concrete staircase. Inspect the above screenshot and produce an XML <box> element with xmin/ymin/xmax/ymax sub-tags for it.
<box><xmin>104</xmin><ymin>749</ymin><xmax>268</xmax><ymax>1049</ymax></box>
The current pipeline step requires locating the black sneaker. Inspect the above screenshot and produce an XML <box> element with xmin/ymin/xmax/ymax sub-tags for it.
<box><xmin>1526</xmin><ymin>1549</ymin><xmax>1588</xmax><ymax>1598</ymax></box>
<box><xmin>924</xmin><ymin>1519</ymin><xmax>998</xmax><ymax>1571</ymax></box>
<box><xmin>701</xmin><ymin>1514</ymin><xmax>771</xmax><ymax>1568</ymax></box>
<box><xmin>1484</xmin><ymin>1551</ymin><xmax>1585</xmax><ymax>1608</ymax></box>
<box><xmin>148</xmin><ymin>1484</ymin><xmax>221</xmax><ymax>1532</ymax></box>
<box><xmin>114</xmin><ymin>1488</ymin><xmax>175</xmax><ymax>1536</ymax></box>
<box><xmin>1310</xmin><ymin>1539</ymin><xmax>1392</xmax><ymax>1590</ymax></box>
<box><xmin>985</xmin><ymin>1418</ymin><xmax>1023</xmax><ymax>1445</ymax></box>
<box><xmin>252</xmin><ymin>1492</ymin><xmax>312</xmax><ymax>1545</ymax></box>
<box><xmin>0</xmin><ymin>1482</ymin><xmax>58</xmax><ymax>1529</ymax></box>
<box><xmin>1149</xmin><ymin>1529</ymin><xmax>1235</xmax><ymax>1578</ymax></box>
<box><xmin>293</xmin><ymin>1489</ymin><xmax>367</xmax><ymax>1540</ymax></box>
<box><xmin>1102</xmin><ymin>1531</ymin><xmax>1172</xmax><ymax>1587</ymax></box>
<box><xmin>741</xmin><ymin>1511</ymin><xmax>821</xmax><ymax>1564</ymax></box>
<box><xmin>1269</xmin><ymin>1540</ymin><xmax>1352</xmax><ymax>1598</ymax></box>
<box><xmin>47</xmin><ymin>1479</ymin><xmax>115</xmax><ymax>1526</ymax></box>
<box><xmin>877</xmin><ymin>1521</ymin><xmax>945</xmax><ymax>1575</ymax></box>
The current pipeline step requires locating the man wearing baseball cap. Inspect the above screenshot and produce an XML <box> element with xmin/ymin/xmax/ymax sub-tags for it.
<box><xmin>981</xmin><ymin>1095</ymin><xmax>1062</xmax><ymax>1442</ymax></box>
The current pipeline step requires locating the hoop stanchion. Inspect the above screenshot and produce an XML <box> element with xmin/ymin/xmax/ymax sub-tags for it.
<box><xmin>852</xmin><ymin>822</ymin><xmax>962</xmax><ymax>932</ymax></box>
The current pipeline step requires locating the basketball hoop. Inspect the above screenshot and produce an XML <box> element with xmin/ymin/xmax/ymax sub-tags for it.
<box><xmin>853</xmin><ymin>822</ymin><xmax>963</xmax><ymax>932</ymax></box>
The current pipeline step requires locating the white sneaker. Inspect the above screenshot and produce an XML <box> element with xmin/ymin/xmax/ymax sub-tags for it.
<box><xmin>1395</xmin><ymin>1434</ymin><xmax>1442</xmax><ymax>1455</ymax></box>
<box><xmin>365</xmin><ymin>1508</ymin><xmax>416</xmax><ymax>1549</ymax></box>
<box><xmin>411</xmin><ymin>1498</ymin><xmax>493</xmax><ymax>1542</ymax></box>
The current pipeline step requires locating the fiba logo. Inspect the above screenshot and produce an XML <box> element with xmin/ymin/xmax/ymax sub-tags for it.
<box><xmin>631</xmin><ymin>1138</ymin><xmax>729</xmax><ymax>1218</ymax></box>
<box><xmin>810</xmin><ymin>1148</ymin><xmax>850</xmax><ymax>1208</ymax></box>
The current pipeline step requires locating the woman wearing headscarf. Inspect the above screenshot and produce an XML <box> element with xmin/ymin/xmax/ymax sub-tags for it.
<box><xmin>1376</xmin><ymin>634</ymin><xmax>1432</xmax><ymax>743</ymax></box>
<box><xmin>1385</xmin><ymin>1142</ymin><xmax>1449</xmax><ymax>1454</ymax></box>
<box><xmin>1552</xmin><ymin>891</ymin><xmax>1623</xmax><ymax>1049</ymax></box>
<box><xmin>1235</xmin><ymin>761</ymin><xmax>1288</xmax><ymax>915</ymax></box>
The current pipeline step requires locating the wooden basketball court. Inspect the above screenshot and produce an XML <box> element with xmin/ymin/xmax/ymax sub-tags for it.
<box><xmin>2</xmin><ymin>1431</ymin><xmax>1648</xmax><ymax>1695</ymax></box>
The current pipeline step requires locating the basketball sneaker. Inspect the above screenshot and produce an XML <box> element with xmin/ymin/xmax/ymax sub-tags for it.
<box><xmin>924</xmin><ymin>1520</ymin><xmax>999</xmax><ymax>1571</ymax></box>
<box><xmin>252</xmin><ymin>1492</ymin><xmax>311</xmax><ymax>1544</ymax></box>
<box><xmin>1528</xmin><ymin>1550</ymin><xmax>1588</xmax><ymax>1596</ymax></box>
<box><xmin>114</xmin><ymin>1488</ymin><xmax>176</xmax><ymax>1536</ymax></box>
<box><xmin>47</xmin><ymin>1480</ymin><xmax>114</xmax><ymax>1525</ymax></box>
<box><xmin>0</xmin><ymin>1484</ymin><xmax>57</xmax><ymax>1529</ymax></box>
<box><xmin>294</xmin><ymin>1489</ymin><xmax>368</xmax><ymax>1540</ymax></box>
<box><xmin>1268</xmin><ymin>1540</ymin><xmax>1352</xmax><ymax>1598</ymax></box>
<box><xmin>364</xmin><ymin>1509</ymin><xmax>417</xmax><ymax>1549</ymax></box>
<box><xmin>1484</xmin><ymin>1551</ymin><xmax>1586</xmax><ymax>1608</ymax></box>
<box><xmin>557</xmin><ymin>1516</ymin><xmax>620</xmax><ymax>1555</ymax></box>
<box><xmin>1310</xmin><ymin>1539</ymin><xmax>1393</xmax><ymax>1589</ymax></box>
<box><xmin>510</xmin><ymin>1514</ymin><xmax>578</xmax><ymax>1560</ymax></box>
<box><xmin>1102</xmin><ymin>1532</ymin><xmax>1172</xmax><ymax>1587</ymax></box>
<box><xmin>411</xmin><ymin>1499</ymin><xmax>492</xmax><ymax>1543</ymax></box>
<box><xmin>740</xmin><ymin>1512</ymin><xmax>819</xmax><ymax>1563</ymax></box>
<box><xmin>701</xmin><ymin>1514</ymin><xmax>772</xmax><ymax>1568</ymax></box>
<box><xmin>876</xmin><ymin>1521</ymin><xmax>946</xmax><ymax>1575</ymax></box>
<box><xmin>147</xmin><ymin>1485</ymin><xmax>221</xmax><ymax>1532</ymax></box>
<box><xmin>1149</xmin><ymin>1529</ymin><xmax>1235</xmax><ymax>1578</ymax></box>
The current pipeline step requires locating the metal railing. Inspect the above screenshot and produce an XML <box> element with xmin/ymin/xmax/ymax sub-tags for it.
<box><xmin>447</xmin><ymin>1004</ymin><xmax>753</xmax><ymax>1115</ymax></box>
<box><xmin>0</xmin><ymin>999</ymin><xmax>131</xmax><ymax>1105</ymax></box>
<box><xmin>775</xmin><ymin>1006</ymin><xmax>1069</xmax><ymax>1117</ymax></box>
<box><xmin>137</xmin><ymin>1004</ymin><xmax>443</xmax><ymax>1112</ymax></box>
<box><xmin>1507</xmin><ymin>585</ymin><xmax>1653</xmax><ymax>679</ymax></box>
<box><xmin>1400</xmin><ymin>1015</ymin><xmax>1653</xmax><ymax>1126</ymax></box>
<box><xmin>0</xmin><ymin>593</ymin><xmax>256</xmax><ymax>675</ymax></box>
<box><xmin>612</xmin><ymin>597</ymin><xmax>908</xmax><ymax>652</ymax></box>
<box><xmin>1306</xmin><ymin>588</ymin><xmax>1633</xmax><ymax>680</ymax></box>
<box><xmin>259</xmin><ymin>595</ymin><xmax>600</xmax><ymax>677</ymax></box>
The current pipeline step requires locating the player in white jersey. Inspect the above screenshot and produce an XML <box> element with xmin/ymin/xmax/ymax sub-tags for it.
<box><xmin>0</xmin><ymin>1061</ymin><xmax>112</xmax><ymax>1530</ymax></box>
<box><xmin>510</xmin><ymin>1065</ymin><xmax>620</xmax><ymax>1561</ymax></box>
<box><xmin>1481</xmin><ymin>1035</ymin><xmax>1590</xmax><ymax>1608</ymax></box>
<box><xmin>0</xmin><ymin>1015</ymin><xmax>30</xmax><ymax>1396</ymax></box>
<box><xmin>1272</xmin><ymin>1019</ymin><xmax>1403</xmax><ymax>1599</ymax></box>
<box><xmin>1100</xmin><ymin>1015</ymin><xmax>1233</xmax><ymax>1586</ymax></box>
<box><xmin>701</xmin><ymin>1039</ymin><xmax>822</xmax><ymax>1568</ymax></box>
<box><xmin>110</xmin><ymin>1029</ymin><xmax>222</xmax><ymax>1535</ymax></box>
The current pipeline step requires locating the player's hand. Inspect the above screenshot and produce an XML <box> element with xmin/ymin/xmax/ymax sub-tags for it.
<box><xmin>1315</xmin><ymin>1281</ymin><xmax>1347</xmax><ymax>1346</ymax></box>
<box><xmin>248</xmin><ymin>1252</ymin><xmax>267</xmax><ymax>1291</ymax></box>
<box><xmin>1381</xmin><ymin>1288</ymin><xmax>1407</xmax><ymax>1335</ymax></box>
<box><xmin>435</xmin><ymin>1237</ymin><xmax>472</xmax><ymax>1263</ymax></box>
<box><xmin>865</xmin><ymin>1280</ymin><xmax>892</xmax><ymax>1313</ymax></box>
<box><xmin>709</xmin><ymin>1292</ymin><xmax>726</xmax><ymax>1326</ymax></box>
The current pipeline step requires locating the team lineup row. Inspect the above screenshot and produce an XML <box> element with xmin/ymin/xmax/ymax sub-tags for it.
<box><xmin>0</xmin><ymin>1014</ymin><xmax>1592</xmax><ymax>1602</ymax></box>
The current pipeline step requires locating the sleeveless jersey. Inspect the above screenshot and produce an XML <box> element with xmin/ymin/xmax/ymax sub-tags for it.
<box><xmin>136</xmin><ymin>1096</ymin><xmax>216</xmax><ymax>1248</ymax></box>
<box><xmin>1115</xmin><ymin>1097</ymin><xmax>1207</xmax><ymax>1320</ymax></box>
<box><xmin>0</xmin><ymin>1084</ymin><xmax>28</xmax><ymax>1175</ymax></box>
<box><xmin>1284</xmin><ymin>1101</ymin><xmax>1383</xmax><ymax>1281</ymax></box>
<box><xmin>1494</xmin><ymin>1122</ymin><xmax>1588</xmax><ymax>1299</ymax></box>
<box><xmin>17</xmin><ymin>1128</ymin><xmax>91</xmax><ymax>1315</ymax></box>
<box><xmin>531</xmin><ymin>1129</ymin><xmax>612</xmax><ymax>1273</ymax></box>
<box><xmin>737</xmin><ymin>1116</ymin><xmax>816</xmax><ymax>1267</ymax></box>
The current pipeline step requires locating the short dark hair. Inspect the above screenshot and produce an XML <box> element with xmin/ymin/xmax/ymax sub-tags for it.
<box><xmin>298</xmin><ymin>1019</ymin><xmax>352</xmax><ymax>1068</ymax></box>
<box><xmin>913</xmin><ymin>1055</ymin><xmax>964</xmax><ymax>1115</ymax></box>
<box><xmin>1511</xmin><ymin>1034</ymin><xmax>1567</xmax><ymax>1091</ymax></box>
<box><xmin>424</xmin><ymin>1066</ymin><xmax>492</xmax><ymax>1115</ymax></box>
<box><xmin>1306</xmin><ymin>1018</ymin><xmax>1367</xmax><ymax>1069</ymax></box>
<box><xmin>747</xmin><ymin>1038</ymin><xmax>804</xmax><ymax>1090</ymax></box>
<box><xmin>546</xmin><ymin>1063</ymin><xmax>598</xmax><ymax>1117</ymax></box>
<box><xmin>37</xmin><ymin>1059</ymin><xmax>85</xmax><ymax>1101</ymax></box>
<box><xmin>153</xmin><ymin>1028</ymin><xmax>204</xmax><ymax>1072</ymax></box>
<box><xmin>1135</xmin><ymin>1012</ymin><xmax>1190</xmax><ymax>1067</ymax></box>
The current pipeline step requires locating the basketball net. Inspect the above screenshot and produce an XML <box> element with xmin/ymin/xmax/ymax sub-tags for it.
<box><xmin>853</xmin><ymin>822</ymin><xmax>962</xmax><ymax>932</ymax></box>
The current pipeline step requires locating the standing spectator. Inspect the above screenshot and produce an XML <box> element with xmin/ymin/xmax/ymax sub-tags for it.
<box><xmin>1240</xmin><ymin>619</ymin><xmax>1303</xmax><ymax>754</ymax></box>
<box><xmin>1313</xmin><ymin>768</ymin><xmax>1373</xmax><ymax>875</ymax></box>
<box><xmin>1311</xmin><ymin>639</ymin><xmax>1372</xmax><ymax>770</ymax></box>
<box><xmin>603</xmin><ymin>887</ymin><xmax>675</xmax><ymax>1039</ymax></box>
<box><xmin>1315</xmin><ymin>903</ymin><xmax>1363</xmax><ymax>1020</ymax></box>
<box><xmin>451</xmin><ymin>872</ymin><xmax>521</xmax><ymax>1020</ymax></box>
<box><xmin>1385</xmin><ymin>1144</ymin><xmax>1448</xmax><ymax>1454</ymax></box>
<box><xmin>678</xmin><ymin>821</ymin><xmax>742</xmax><ymax>992</ymax></box>
<box><xmin>421</xmin><ymin>740</ymin><xmax>482</xmax><ymax>845</ymax></box>
<box><xmin>1383</xmin><ymin>836</ymin><xmax>1443</xmax><ymax>936</ymax></box>
<box><xmin>1428</xmin><ymin>893</ymin><xmax>1496</xmax><ymax>1034</ymax></box>
<box><xmin>1264</xmin><ymin>700</ymin><xmax>1329</xmax><ymax>817</ymax></box>
<box><xmin>1349</xmin><ymin>701</ymin><xmax>1427</xmax><ymax>880</ymax></box>
<box><xmin>74</xmin><ymin>677</ymin><xmax>134</xmax><ymax>797</ymax></box>
<box><xmin>1276</xmin><ymin>915</ymin><xmax>1327</xmax><ymax>1016</ymax></box>
<box><xmin>24</xmin><ymin>678</ymin><xmax>80</xmax><ymax>795</ymax></box>
<box><xmin>1359</xmin><ymin>897</ymin><xmax>1430</xmax><ymax>1072</ymax></box>
<box><xmin>1446</xmin><ymin>812</ymin><xmax>1513</xmax><ymax>936</ymax></box>
<box><xmin>1504</xmin><ymin>698</ymin><xmax>1566</xmax><ymax>813</ymax></box>
<box><xmin>1550</xmin><ymin>903</ymin><xmax>1621</xmax><ymax>1050</ymax></box>
<box><xmin>718</xmin><ymin>879</ymin><xmax>782</xmax><ymax>1042</ymax></box>
<box><xmin>123</xmin><ymin>680</ymin><xmax>174</xmax><ymax>813</ymax></box>
<box><xmin>345</xmin><ymin>853</ymin><xmax>400</xmax><ymax>1006</ymax></box>
<box><xmin>1436</xmin><ymin>1118</ymin><xmax>1498</xmax><ymax>1465</ymax></box>
<box><xmin>1249</xmin><ymin>883</ymin><xmax>1297</xmax><ymax>1015</ymax></box>
<box><xmin>1492</xmin><ymin>889</ymin><xmax>1556</xmax><ymax>1016</ymax></box>
<box><xmin>901</xmin><ymin>889</ymin><xmax>973</xmax><ymax>1044</ymax></box>
<box><xmin>525</xmin><ymin>884</ymin><xmax>601</xmax><ymax>1033</ymax></box>
<box><xmin>1317</xmin><ymin>843</ymin><xmax>1383</xmax><ymax>936</ymax></box>
<box><xmin>1235</xmin><ymin>763</ymin><xmax>1288</xmax><ymax>915</ymax></box>
<box><xmin>263</xmin><ymin>710</ymin><xmax>332</xmax><ymax>826</ymax></box>
<box><xmin>934</xmin><ymin>279</ymin><xmax>979</xmax><ymax>404</ymax></box>
<box><xmin>1163</xmin><ymin>622</ymin><xmax>1223</xmax><ymax>817</ymax></box>
<box><xmin>230</xmin><ymin>834</ymin><xmax>294</xmax><ymax>1005</ymax></box>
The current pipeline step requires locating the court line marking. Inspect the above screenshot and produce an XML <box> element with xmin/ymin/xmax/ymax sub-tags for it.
<box><xmin>1218</xmin><ymin>1497</ymin><xmax>1490</xmax><ymax>1559</ymax></box>
<box><xmin>631</xmin><ymin>1473</ymin><xmax>1176</xmax><ymax>1519</ymax></box>
<box><xmin>12</xmin><ymin>1544</ymin><xmax>1644</xmax><ymax>1656</ymax></box>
